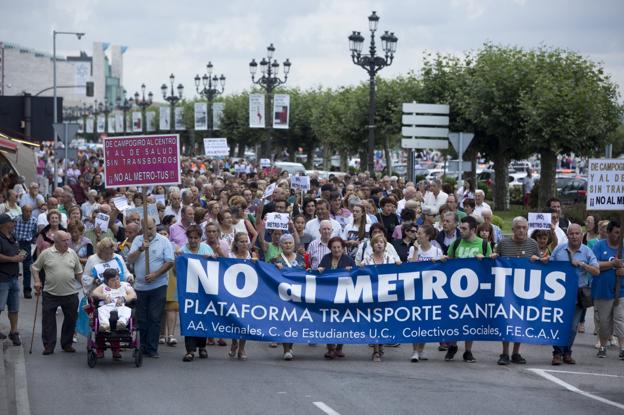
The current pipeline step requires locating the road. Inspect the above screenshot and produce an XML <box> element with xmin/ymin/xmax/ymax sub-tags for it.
<box><xmin>8</xmin><ymin>295</ymin><xmax>624</xmax><ymax>415</ymax></box>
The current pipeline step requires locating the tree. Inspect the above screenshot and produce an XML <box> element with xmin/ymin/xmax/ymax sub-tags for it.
<box><xmin>520</xmin><ymin>48</ymin><xmax>623</xmax><ymax>207</ymax></box>
<box><xmin>461</xmin><ymin>45</ymin><xmax>535</xmax><ymax>210</ymax></box>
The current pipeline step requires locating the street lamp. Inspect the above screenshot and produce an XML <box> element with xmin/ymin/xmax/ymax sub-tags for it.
<box><xmin>134</xmin><ymin>84</ymin><xmax>153</xmax><ymax>133</ymax></box>
<box><xmin>195</xmin><ymin>62</ymin><xmax>225</xmax><ymax>138</ymax></box>
<box><xmin>348</xmin><ymin>11</ymin><xmax>398</xmax><ymax>176</ymax></box>
<box><xmin>161</xmin><ymin>73</ymin><xmax>184</xmax><ymax>134</ymax></box>
<box><xmin>116</xmin><ymin>89</ymin><xmax>134</xmax><ymax>133</ymax></box>
<box><xmin>53</xmin><ymin>29</ymin><xmax>85</xmax><ymax>190</ymax></box>
<box><xmin>95</xmin><ymin>99</ymin><xmax>113</xmax><ymax>134</ymax></box>
<box><xmin>249</xmin><ymin>43</ymin><xmax>291</xmax><ymax>159</ymax></box>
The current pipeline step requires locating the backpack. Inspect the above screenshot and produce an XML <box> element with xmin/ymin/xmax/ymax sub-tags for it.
<box><xmin>451</xmin><ymin>238</ymin><xmax>488</xmax><ymax>258</ymax></box>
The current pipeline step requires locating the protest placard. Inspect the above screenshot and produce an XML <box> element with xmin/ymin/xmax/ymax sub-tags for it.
<box><xmin>111</xmin><ymin>196</ymin><xmax>130</xmax><ymax>212</ymax></box>
<box><xmin>260</xmin><ymin>158</ymin><xmax>271</xmax><ymax>168</ymax></box>
<box><xmin>124</xmin><ymin>204</ymin><xmax>160</xmax><ymax>225</ymax></box>
<box><xmin>587</xmin><ymin>159</ymin><xmax>624</xmax><ymax>211</ymax></box>
<box><xmin>95</xmin><ymin>213</ymin><xmax>110</xmax><ymax>232</ymax></box>
<box><xmin>290</xmin><ymin>175</ymin><xmax>310</xmax><ymax>192</ymax></box>
<box><xmin>265</xmin><ymin>212</ymin><xmax>290</xmax><ymax>231</ymax></box>
<box><xmin>203</xmin><ymin>138</ymin><xmax>229</xmax><ymax>157</ymax></box>
<box><xmin>103</xmin><ymin>134</ymin><xmax>181</xmax><ymax>188</ymax></box>
<box><xmin>263</xmin><ymin>182</ymin><xmax>277</xmax><ymax>199</ymax></box>
<box><xmin>528</xmin><ymin>212</ymin><xmax>551</xmax><ymax>236</ymax></box>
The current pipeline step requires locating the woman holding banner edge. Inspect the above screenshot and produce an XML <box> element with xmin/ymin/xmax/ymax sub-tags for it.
<box><xmin>179</xmin><ymin>224</ymin><xmax>214</xmax><ymax>362</ymax></box>
<box><xmin>272</xmin><ymin>233</ymin><xmax>305</xmax><ymax>361</ymax></box>
<box><xmin>362</xmin><ymin>233</ymin><xmax>402</xmax><ymax>362</ymax></box>
<box><xmin>318</xmin><ymin>236</ymin><xmax>355</xmax><ymax>359</ymax></box>
<box><xmin>227</xmin><ymin>232</ymin><xmax>256</xmax><ymax>360</ymax></box>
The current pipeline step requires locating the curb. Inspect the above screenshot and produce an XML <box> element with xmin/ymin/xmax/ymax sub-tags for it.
<box><xmin>2</xmin><ymin>341</ymin><xmax>31</xmax><ymax>415</ymax></box>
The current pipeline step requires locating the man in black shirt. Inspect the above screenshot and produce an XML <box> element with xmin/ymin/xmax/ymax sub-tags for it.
<box><xmin>392</xmin><ymin>223</ymin><xmax>418</xmax><ymax>263</ymax></box>
<box><xmin>376</xmin><ymin>197</ymin><xmax>400</xmax><ymax>240</ymax></box>
<box><xmin>0</xmin><ymin>213</ymin><xmax>26</xmax><ymax>346</ymax></box>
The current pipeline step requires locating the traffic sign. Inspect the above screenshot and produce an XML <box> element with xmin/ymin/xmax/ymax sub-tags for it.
<box><xmin>447</xmin><ymin>160</ymin><xmax>472</xmax><ymax>172</ymax></box>
<box><xmin>402</xmin><ymin>103</ymin><xmax>449</xmax><ymax>114</ymax></box>
<box><xmin>402</xmin><ymin>126</ymin><xmax>449</xmax><ymax>138</ymax></box>
<box><xmin>448</xmin><ymin>132</ymin><xmax>474</xmax><ymax>155</ymax></box>
<box><xmin>401</xmin><ymin>139</ymin><xmax>449</xmax><ymax>149</ymax></box>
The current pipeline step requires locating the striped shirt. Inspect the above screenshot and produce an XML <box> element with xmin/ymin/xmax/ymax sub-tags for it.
<box><xmin>307</xmin><ymin>238</ymin><xmax>330</xmax><ymax>270</ymax></box>
<box><xmin>496</xmin><ymin>237</ymin><xmax>539</xmax><ymax>258</ymax></box>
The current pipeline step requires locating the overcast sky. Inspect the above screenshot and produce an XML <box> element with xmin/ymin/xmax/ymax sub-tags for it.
<box><xmin>2</xmin><ymin>0</ymin><xmax>623</xmax><ymax>102</ymax></box>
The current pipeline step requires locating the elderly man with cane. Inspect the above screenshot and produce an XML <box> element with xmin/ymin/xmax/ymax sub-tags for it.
<box><xmin>31</xmin><ymin>230</ymin><xmax>83</xmax><ymax>355</ymax></box>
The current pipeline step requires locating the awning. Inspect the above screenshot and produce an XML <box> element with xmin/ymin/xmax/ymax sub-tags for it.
<box><xmin>0</xmin><ymin>137</ymin><xmax>17</xmax><ymax>153</ymax></box>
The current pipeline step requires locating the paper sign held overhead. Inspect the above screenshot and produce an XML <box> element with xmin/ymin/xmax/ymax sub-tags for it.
<box><xmin>290</xmin><ymin>175</ymin><xmax>310</xmax><ymax>192</ymax></box>
<box><xmin>265</xmin><ymin>212</ymin><xmax>290</xmax><ymax>231</ymax></box>
<box><xmin>203</xmin><ymin>138</ymin><xmax>229</xmax><ymax>157</ymax></box>
<box><xmin>263</xmin><ymin>182</ymin><xmax>277</xmax><ymax>199</ymax></box>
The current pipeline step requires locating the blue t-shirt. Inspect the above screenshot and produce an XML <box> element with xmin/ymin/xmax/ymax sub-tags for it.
<box><xmin>130</xmin><ymin>233</ymin><xmax>175</xmax><ymax>291</ymax></box>
<box><xmin>591</xmin><ymin>239</ymin><xmax>621</xmax><ymax>299</ymax></box>
<box><xmin>551</xmin><ymin>243</ymin><xmax>598</xmax><ymax>288</ymax></box>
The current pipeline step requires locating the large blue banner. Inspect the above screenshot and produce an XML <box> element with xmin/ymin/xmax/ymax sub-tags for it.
<box><xmin>176</xmin><ymin>256</ymin><xmax>578</xmax><ymax>345</ymax></box>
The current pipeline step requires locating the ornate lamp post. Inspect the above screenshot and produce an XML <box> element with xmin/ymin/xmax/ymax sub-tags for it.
<box><xmin>116</xmin><ymin>89</ymin><xmax>134</xmax><ymax>133</ymax></box>
<box><xmin>134</xmin><ymin>84</ymin><xmax>153</xmax><ymax>133</ymax></box>
<box><xmin>95</xmin><ymin>99</ymin><xmax>113</xmax><ymax>134</ymax></box>
<box><xmin>161</xmin><ymin>73</ymin><xmax>184</xmax><ymax>133</ymax></box>
<box><xmin>348</xmin><ymin>11</ymin><xmax>398</xmax><ymax>175</ymax></box>
<box><xmin>194</xmin><ymin>62</ymin><xmax>225</xmax><ymax>138</ymax></box>
<box><xmin>53</xmin><ymin>30</ymin><xmax>84</xmax><ymax>190</ymax></box>
<box><xmin>249</xmin><ymin>43</ymin><xmax>291</xmax><ymax>159</ymax></box>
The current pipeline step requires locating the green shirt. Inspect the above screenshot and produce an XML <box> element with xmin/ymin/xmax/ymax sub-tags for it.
<box><xmin>448</xmin><ymin>236</ymin><xmax>492</xmax><ymax>258</ymax></box>
<box><xmin>264</xmin><ymin>243</ymin><xmax>282</xmax><ymax>262</ymax></box>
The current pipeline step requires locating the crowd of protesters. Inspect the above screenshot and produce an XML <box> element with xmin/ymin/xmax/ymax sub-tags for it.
<box><xmin>0</xmin><ymin>147</ymin><xmax>622</xmax><ymax>367</ymax></box>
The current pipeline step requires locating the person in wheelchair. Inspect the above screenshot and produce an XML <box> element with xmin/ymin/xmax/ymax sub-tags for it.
<box><xmin>91</xmin><ymin>268</ymin><xmax>136</xmax><ymax>332</ymax></box>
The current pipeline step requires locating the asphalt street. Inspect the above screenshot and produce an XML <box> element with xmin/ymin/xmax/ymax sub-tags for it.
<box><xmin>5</xmin><ymin>295</ymin><xmax>624</xmax><ymax>415</ymax></box>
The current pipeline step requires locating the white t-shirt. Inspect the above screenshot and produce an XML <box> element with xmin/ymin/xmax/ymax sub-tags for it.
<box><xmin>408</xmin><ymin>245</ymin><xmax>444</xmax><ymax>262</ymax></box>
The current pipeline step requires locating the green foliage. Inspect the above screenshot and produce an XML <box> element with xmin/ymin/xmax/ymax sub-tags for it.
<box><xmin>477</xmin><ymin>182</ymin><xmax>493</xmax><ymax>202</ymax></box>
<box><xmin>491</xmin><ymin>215</ymin><xmax>505</xmax><ymax>230</ymax></box>
<box><xmin>509</xmin><ymin>186</ymin><xmax>523</xmax><ymax>205</ymax></box>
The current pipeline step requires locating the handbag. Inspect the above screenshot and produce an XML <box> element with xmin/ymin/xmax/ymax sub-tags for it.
<box><xmin>567</xmin><ymin>248</ymin><xmax>593</xmax><ymax>308</ymax></box>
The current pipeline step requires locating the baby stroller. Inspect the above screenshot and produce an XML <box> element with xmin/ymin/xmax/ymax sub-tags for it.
<box><xmin>85</xmin><ymin>297</ymin><xmax>142</xmax><ymax>368</ymax></box>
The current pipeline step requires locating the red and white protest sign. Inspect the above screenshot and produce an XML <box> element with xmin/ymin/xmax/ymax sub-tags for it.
<box><xmin>103</xmin><ymin>134</ymin><xmax>181</xmax><ymax>188</ymax></box>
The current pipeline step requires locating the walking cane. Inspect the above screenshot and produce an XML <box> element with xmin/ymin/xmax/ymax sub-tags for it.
<box><xmin>29</xmin><ymin>292</ymin><xmax>40</xmax><ymax>354</ymax></box>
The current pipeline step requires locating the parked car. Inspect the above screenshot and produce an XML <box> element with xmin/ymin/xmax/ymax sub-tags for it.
<box><xmin>557</xmin><ymin>176</ymin><xmax>587</xmax><ymax>205</ymax></box>
<box><xmin>274</xmin><ymin>161</ymin><xmax>306</xmax><ymax>176</ymax></box>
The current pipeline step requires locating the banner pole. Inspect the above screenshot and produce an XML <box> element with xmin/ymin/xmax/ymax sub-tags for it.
<box><xmin>143</xmin><ymin>186</ymin><xmax>150</xmax><ymax>274</ymax></box>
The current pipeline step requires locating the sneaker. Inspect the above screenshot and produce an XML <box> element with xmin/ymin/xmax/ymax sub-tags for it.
<box><xmin>444</xmin><ymin>345</ymin><xmax>458</xmax><ymax>361</ymax></box>
<box><xmin>551</xmin><ymin>354</ymin><xmax>562</xmax><ymax>365</ymax></box>
<box><xmin>619</xmin><ymin>350</ymin><xmax>624</xmax><ymax>360</ymax></box>
<box><xmin>283</xmin><ymin>351</ymin><xmax>293</xmax><ymax>361</ymax></box>
<box><xmin>410</xmin><ymin>351</ymin><xmax>420</xmax><ymax>362</ymax></box>
<box><xmin>8</xmin><ymin>332</ymin><xmax>21</xmax><ymax>346</ymax></box>
<box><xmin>158</xmin><ymin>336</ymin><xmax>166</xmax><ymax>344</ymax></box>
<box><xmin>597</xmin><ymin>347</ymin><xmax>607</xmax><ymax>358</ymax></box>
<box><xmin>497</xmin><ymin>354</ymin><xmax>510</xmax><ymax>365</ymax></box>
<box><xmin>463</xmin><ymin>351</ymin><xmax>476</xmax><ymax>363</ymax></box>
<box><xmin>72</xmin><ymin>335</ymin><xmax>78</xmax><ymax>344</ymax></box>
<box><xmin>511</xmin><ymin>353</ymin><xmax>527</xmax><ymax>364</ymax></box>
<box><xmin>372</xmin><ymin>352</ymin><xmax>381</xmax><ymax>362</ymax></box>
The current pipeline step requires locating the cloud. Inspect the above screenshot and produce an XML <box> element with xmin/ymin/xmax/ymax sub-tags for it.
<box><xmin>0</xmin><ymin>0</ymin><xmax>622</xmax><ymax>98</ymax></box>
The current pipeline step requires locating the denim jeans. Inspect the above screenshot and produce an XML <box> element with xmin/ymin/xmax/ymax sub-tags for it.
<box><xmin>136</xmin><ymin>285</ymin><xmax>167</xmax><ymax>356</ymax></box>
<box><xmin>19</xmin><ymin>241</ymin><xmax>32</xmax><ymax>292</ymax></box>
<box><xmin>553</xmin><ymin>303</ymin><xmax>584</xmax><ymax>356</ymax></box>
